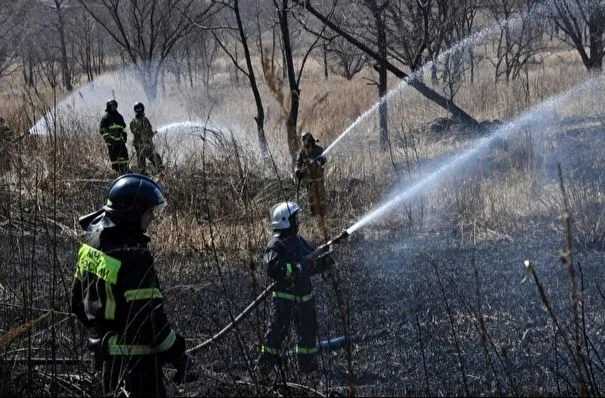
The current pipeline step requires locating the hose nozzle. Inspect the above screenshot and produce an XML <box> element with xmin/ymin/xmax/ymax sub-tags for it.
<box><xmin>329</xmin><ymin>230</ymin><xmax>349</xmax><ymax>245</ymax></box>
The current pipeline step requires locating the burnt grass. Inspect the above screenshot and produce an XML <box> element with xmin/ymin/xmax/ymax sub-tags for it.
<box><xmin>2</xmin><ymin>225</ymin><xmax>605</xmax><ymax>397</ymax></box>
<box><xmin>2</xmin><ymin>119</ymin><xmax>605</xmax><ymax>396</ymax></box>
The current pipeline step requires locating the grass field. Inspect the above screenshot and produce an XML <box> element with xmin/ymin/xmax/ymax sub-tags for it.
<box><xmin>1</xmin><ymin>35</ymin><xmax>604</xmax><ymax>396</ymax></box>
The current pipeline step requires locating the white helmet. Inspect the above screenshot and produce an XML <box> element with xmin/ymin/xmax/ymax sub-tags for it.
<box><xmin>270</xmin><ymin>201</ymin><xmax>301</xmax><ymax>230</ymax></box>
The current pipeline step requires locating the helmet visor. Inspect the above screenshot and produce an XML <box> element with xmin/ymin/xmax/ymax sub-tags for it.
<box><xmin>151</xmin><ymin>201</ymin><xmax>167</xmax><ymax>217</ymax></box>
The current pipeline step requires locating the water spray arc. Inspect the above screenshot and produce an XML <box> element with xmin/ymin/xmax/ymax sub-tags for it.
<box><xmin>346</xmin><ymin>75</ymin><xmax>605</xmax><ymax>235</ymax></box>
<box><xmin>184</xmin><ymin>73</ymin><xmax>605</xmax><ymax>355</ymax></box>
<box><xmin>319</xmin><ymin>0</ymin><xmax>557</xmax><ymax>158</ymax></box>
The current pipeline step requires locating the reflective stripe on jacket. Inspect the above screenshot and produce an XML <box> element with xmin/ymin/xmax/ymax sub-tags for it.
<box><xmin>71</xmin><ymin>213</ymin><xmax>185</xmax><ymax>360</ymax></box>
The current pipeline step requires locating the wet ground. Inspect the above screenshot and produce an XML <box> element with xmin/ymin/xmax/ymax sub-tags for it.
<box><xmin>152</xmin><ymin>227</ymin><xmax>605</xmax><ymax>396</ymax></box>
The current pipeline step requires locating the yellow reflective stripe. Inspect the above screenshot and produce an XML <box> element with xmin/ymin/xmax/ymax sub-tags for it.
<box><xmin>272</xmin><ymin>290</ymin><xmax>315</xmax><ymax>302</ymax></box>
<box><xmin>107</xmin><ymin>335</ymin><xmax>156</xmax><ymax>356</ymax></box>
<box><xmin>295</xmin><ymin>345</ymin><xmax>318</xmax><ymax>354</ymax></box>
<box><xmin>77</xmin><ymin>244</ymin><xmax>121</xmax><ymax>284</ymax></box>
<box><xmin>261</xmin><ymin>345</ymin><xmax>280</xmax><ymax>355</ymax></box>
<box><xmin>111</xmin><ymin>159</ymin><xmax>129</xmax><ymax>165</ymax></box>
<box><xmin>124</xmin><ymin>288</ymin><xmax>163</xmax><ymax>302</ymax></box>
<box><xmin>156</xmin><ymin>329</ymin><xmax>176</xmax><ymax>352</ymax></box>
<box><xmin>105</xmin><ymin>282</ymin><xmax>116</xmax><ymax>320</ymax></box>
<box><xmin>284</xmin><ymin>263</ymin><xmax>293</xmax><ymax>279</ymax></box>
<box><xmin>107</xmin><ymin>124</ymin><xmax>125</xmax><ymax>131</ymax></box>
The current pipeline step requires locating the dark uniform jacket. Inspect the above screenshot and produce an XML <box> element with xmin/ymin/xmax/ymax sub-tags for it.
<box><xmin>100</xmin><ymin>111</ymin><xmax>127</xmax><ymax>143</ymax></box>
<box><xmin>295</xmin><ymin>144</ymin><xmax>326</xmax><ymax>181</ymax></box>
<box><xmin>264</xmin><ymin>231</ymin><xmax>328</xmax><ymax>301</ymax></box>
<box><xmin>129</xmin><ymin>115</ymin><xmax>155</xmax><ymax>147</ymax></box>
<box><xmin>71</xmin><ymin>213</ymin><xmax>184</xmax><ymax>361</ymax></box>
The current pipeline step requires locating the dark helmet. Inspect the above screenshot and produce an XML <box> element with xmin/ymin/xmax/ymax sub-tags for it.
<box><xmin>301</xmin><ymin>132</ymin><xmax>317</xmax><ymax>144</ymax></box>
<box><xmin>106</xmin><ymin>99</ymin><xmax>118</xmax><ymax>111</ymax></box>
<box><xmin>103</xmin><ymin>173</ymin><xmax>167</xmax><ymax>226</ymax></box>
<box><xmin>134</xmin><ymin>102</ymin><xmax>145</xmax><ymax>115</ymax></box>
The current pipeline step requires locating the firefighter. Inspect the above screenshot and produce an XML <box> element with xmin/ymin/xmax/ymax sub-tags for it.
<box><xmin>129</xmin><ymin>102</ymin><xmax>164</xmax><ymax>175</ymax></box>
<box><xmin>294</xmin><ymin>132</ymin><xmax>327</xmax><ymax>218</ymax></box>
<box><xmin>71</xmin><ymin>174</ymin><xmax>196</xmax><ymax>397</ymax></box>
<box><xmin>100</xmin><ymin>99</ymin><xmax>129</xmax><ymax>174</ymax></box>
<box><xmin>258</xmin><ymin>201</ymin><xmax>334</xmax><ymax>375</ymax></box>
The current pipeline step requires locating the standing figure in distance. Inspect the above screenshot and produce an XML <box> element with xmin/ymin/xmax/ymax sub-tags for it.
<box><xmin>129</xmin><ymin>102</ymin><xmax>164</xmax><ymax>175</ymax></box>
<box><xmin>258</xmin><ymin>201</ymin><xmax>334</xmax><ymax>376</ymax></box>
<box><xmin>294</xmin><ymin>132</ymin><xmax>327</xmax><ymax>218</ymax></box>
<box><xmin>71</xmin><ymin>174</ymin><xmax>196</xmax><ymax>397</ymax></box>
<box><xmin>100</xmin><ymin>99</ymin><xmax>129</xmax><ymax>174</ymax></box>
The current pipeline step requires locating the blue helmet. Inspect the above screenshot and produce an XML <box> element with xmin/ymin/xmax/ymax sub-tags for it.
<box><xmin>103</xmin><ymin>173</ymin><xmax>167</xmax><ymax>225</ymax></box>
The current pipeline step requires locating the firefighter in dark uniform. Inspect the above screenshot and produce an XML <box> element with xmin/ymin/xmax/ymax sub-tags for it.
<box><xmin>259</xmin><ymin>201</ymin><xmax>334</xmax><ymax>375</ymax></box>
<box><xmin>71</xmin><ymin>174</ymin><xmax>196</xmax><ymax>397</ymax></box>
<box><xmin>294</xmin><ymin>132</ymin><xmax>327</xmax><ymax>218</ymax></box>
<box><xmin>129</xmin><ymin>102</ymin><xmax>163</xmax><ymax>175</ymax></box>
<box><xmin>100</xmin><ymin>99</ymin><xmax>129</xmax><ymax>174</ymax></box>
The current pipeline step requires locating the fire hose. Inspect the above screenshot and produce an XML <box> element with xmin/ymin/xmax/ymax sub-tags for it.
<box><xmin>187</xmin><ymin>230</ymin><xmax>350</xmax><ymax>355</ymax></box>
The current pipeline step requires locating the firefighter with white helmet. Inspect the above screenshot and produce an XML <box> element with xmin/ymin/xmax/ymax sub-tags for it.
<box><xmin>258</xmin><ymin>201</ymin><xmax>334</xmax><ymax>376</ymax></box>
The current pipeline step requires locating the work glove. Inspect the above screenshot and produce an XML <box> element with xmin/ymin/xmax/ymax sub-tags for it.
<box><xmin>172</xmin><ymin>354</ymin><xmax>198</xmax><ymax>384</ymax></box>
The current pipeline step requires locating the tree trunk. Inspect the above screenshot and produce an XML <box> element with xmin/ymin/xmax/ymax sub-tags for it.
<box><xmin>138</xmin><ymin>65</ymin><xmax>159</xmax><ymax>101</ymax></box>
<box><xmin>234</xmin><ymin>0</ymin><xmax>268</xmax><ymax>157</ymax></box>
<box><xmin>376</xmin><ymin>10</ymin><xmax>388</xmax><ymax>151</ymax></box>
<box><xmin>323</xmin><ymin>40</ymin><xmax>329</xmax><ymax>80</ymax></box>
<box><xmin>588</xmin><ymin>13</ymin><xmax>604</xmax><ymax>71</ymax></box>
<box><xmin>278</xmin><ymin>0</ymin><xmax>301</xmax><ymax>168</ymax></box>
<box><xmin>55</xmin><ymin>0</ymin><xmax>72</xmax><ymax>91</ymax></box>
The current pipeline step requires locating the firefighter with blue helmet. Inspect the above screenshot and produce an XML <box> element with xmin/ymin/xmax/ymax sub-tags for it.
<box><xmin>71</xmin><ymin>174</ymin><xmax>196</xmax><ymax>397</ymax></box>
<box><xmin>258</xmin><ymin>201</ymin><xmax>334</xmax><ymax>376</ymax></box>
<box><xmin>100</xmin><ymin>99</ymin><xmax>129</xmax><ymax>174</ymax></box>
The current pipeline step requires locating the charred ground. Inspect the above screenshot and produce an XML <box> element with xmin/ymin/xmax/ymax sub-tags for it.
<box><xmin>1</xmin><ymin>118</ymin><xmax>605</xmax><ymax>397</ymax></box>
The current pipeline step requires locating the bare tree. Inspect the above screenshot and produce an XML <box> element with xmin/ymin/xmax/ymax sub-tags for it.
<box><xmin>211</xmin><ymin>0</ymin><xmax>269</xmax><ymax>157</ymax></box>
<box><xmin>0</xmin><ymin>1</ymin><xmax>29</xmax><ymax>81</ymax></box>
<box><xmin>486</xmin><ymin>0</ymin><xmax>545</xmax><ymax>82</ymax></box>
<box><xmin>327</xmin><ymin>35</ymin><xmax>368</xmax><ymax>80</ymax></box>
<box><xmin>70</xmin><ymin>5</ymin><xmax>107</xmax><ymax>82</ymax></box>
<box><xmin>545</xmin><ymin>0</ymin><xmax>605</xmax><ymax>71</ymax></box>
<box><xmin>77</xmin><ymin>0</ymin><xmax>220</xmax><ymax>100</ymax></box>
<box><xmin>48</xmin><ymin>0</ymin><xmax>73</xmax><ymax>91</ymax></box>
<box><xmin>296</xmin><ymin>0</ymin><xmax>480</xmax><ymax>128</ymax></box>
<box><xmin>272</xmin><ymin>0</ymin><xmax>327</xmax><ymax>166</ymax></box>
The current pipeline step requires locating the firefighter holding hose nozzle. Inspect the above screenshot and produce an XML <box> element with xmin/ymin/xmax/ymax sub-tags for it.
<box><xmin>258</xmin><ymin>201</ymin><xmax>335</xmax><ymax>376</ymax></box>
<box><xmin>295</xmin><ymin>132</ymin><xmax>327</xmax><ymax>218</ymax></box>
